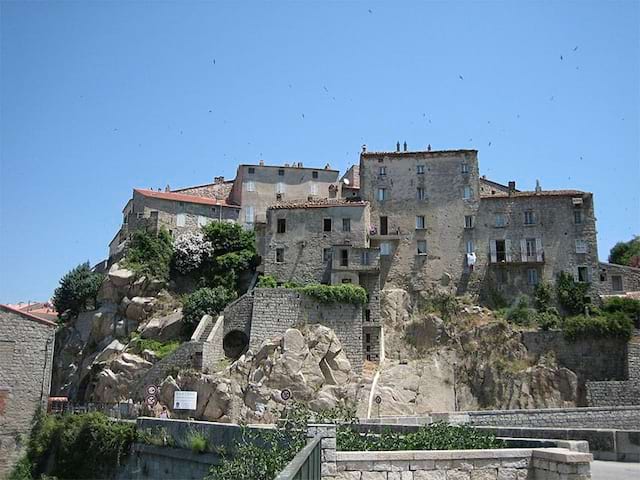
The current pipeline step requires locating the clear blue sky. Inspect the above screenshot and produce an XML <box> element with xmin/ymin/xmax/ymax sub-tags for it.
<box><xmin>1</xmin><ymin>0</ymin><xmax>638</xmax><ymax>303</ymax></box>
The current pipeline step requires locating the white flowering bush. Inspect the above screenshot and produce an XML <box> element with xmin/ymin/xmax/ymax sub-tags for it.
<box><xmin>173</xmin><ymin>232</ymin><xmax>213</xmax><ymax>274</ymax></box>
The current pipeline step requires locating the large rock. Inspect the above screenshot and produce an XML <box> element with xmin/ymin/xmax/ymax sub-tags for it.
<box><xmin>381</xmin><ymin>288</ymin><xmax>411</xmax><ymax>327</ymax></box>
<box><xmin>93</xmin><ymin>339</ymin><xmax>126</xmax><ymax>365</ymax></box>
<box><xmin>140</xmin><ymin>310</ymin><xmax>184</xmax><ymax>341</ymax></box>
<box><xmin>86</xmin><ymin>305</ymin><xmax>119</xmax><ymax>344</ymax></box>
<box><xmin>108</xmin><ymin>263</ymin><xmax>136</xmax><ymax>287</ymax></box>
<box><xmin>125</xmin><ymin>296</ymin><xmax>155</xmax><ymax>322</ymax></box>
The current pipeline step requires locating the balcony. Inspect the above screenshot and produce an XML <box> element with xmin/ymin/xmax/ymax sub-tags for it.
<box><xmin>490</xmin><ymin>252</ymin><xmax>545</xmax><ymax>265</ymax></box>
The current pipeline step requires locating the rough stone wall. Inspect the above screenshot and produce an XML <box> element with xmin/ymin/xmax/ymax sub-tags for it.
<box><xmin>359</xmin><ymin>150</ymin><xmax>481</xmax><ymax>293</ymax></box>
<box><xmin>202</xmin><ymin>317</ymin><xmax>225</xmax><ymax>374</ymax></box>
<box><xmin>263</xmin><ymin>204</ymin><xmax>370</xmax><ymax>285</ymax></box>
<box><xmin>597</xmin><ymin>262</ymin><xmax>640</xmax><ymax>295</ymax></box>
<box><xmin>135</xmin><ymin>341</ymin><xmax>202</xmax><ymax>395</ymax></box>
<box><xmin>474</xmin><ymin>192</ymin><xmax>599</xmax><ymax>304</ymax></box>
<box><xmin>585</xmin><ymin>339</ymin><xmax>640</xmax><ymax>406</ymax></box>
<box><xmin>249</xmin><ymin>289</ymin><xmax>363</xmax><ymax>372</ymax></box>
<box><xmin>360</xmin><ymin>272</ymin><xmax>381</xmax><ymax>325</ymax></box>
<box><xmin>229</xmin><ymin>164</ymin><xmax>340</xmax><ymax>227</ymax></box>
<box><xmin>0</xmin><ymin>310</ymin><xmax>56</xmax><ymax>478</ymax></box>
<box><xmin>222</xmin><ymin>293</ymin><xmax>254</xmax><ymax>336</ymax></box>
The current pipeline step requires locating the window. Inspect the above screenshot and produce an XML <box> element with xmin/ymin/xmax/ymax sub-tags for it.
<box><xmin>341</xmin><ymin>278</ymin><xmax>352</xmax><ymax>284</ymax></box>
<box><xmin>574</xmin><ymin>210</ymin><xmax>583</xmax><ymax>225</ymax></box>
<box><xmin>380</xmin><ymin>216</ymin><xmax>388</xmax><ymax>235</ymax></box>
<box><xmin>416</xmin><ymin>187</ymin><xmax>426</xmax><ymax>200</ymax></box>
<box><xmin>495</xmin><ymin>239</ymin><xmax>506</xmax><ymax>262</ymax></box>
<box><xmin>245</xmin><ymin>180</ymin><xmax>256</xmax><ymax>192</ymax></box>
<box><xmin>275</xmin><ymin>248</ymin><xmax>284</xmax><ymax>263</ymax></box>
<box><xmin>380</xmin><ymin>242</ymin><xmax>391</xmax><ymax>256</ymax></box>
<box><xmin>361</xmin><ymin>250</ymin><xmax>370</xmax><ymax>265</ymax></box>
<box><xmin>464</xmin><ymin>215</ymin><xmax>474</xmax><ymax>229</ymax></box>
<box><xmin>575</xmin><ymin>239</ymin><xmax>588</xmax><ymax>254</ymax></box>
<box><xmin>323</xmin><ymin>248</ymin><xmax>332</xmax><ymax>262</ymax></box>
<box><xmin>461</xmin><ymin>163</ymin><xmax>469</xmax><ymax>174</ymax></box>
<box><xmin>527</xmin><ymin>269</ymin><xmax>539</xmax><ymax>285</ymax></box>
<box><xmin>466</xmin><ymin>240</ymin><xmax>474</xmax><ymax>254</ymax></box>
<box><xmin>417</xmin><ymin>240</ymin><xmax>427</xmax><ymax>255</ymax></box>
<box><xmin>278</xmin><ymin>168</ymin><xmax>285</xmax><ymax>176</ymax></box>
<box><xmin>245</xmin><ymin>206</ymin><xmax>255</xmax><ymax>224</ymax></box>
<box><xmin>578</xmin><ymin>266</ymin><xmax>590</xmax><ymax>283</ymax></box>
<box><xmin>612</xmin><ymin>275</ymin><xmax>623</xmax><ymax>292</ymax></box>
<box><xmin>365</xmin><ymin>309</ymin><xmax>371</xmax><ymax>322</ymax></box>
<box><xmin>277</xmin><ymin>218</ymin><xmax>286</xmax><ymax>233</ymax></box>
<box><xmin>340</xmin><ymin>249</ymin><xmax>349</xmax><ymax>267</ymax></box>
<box><xmin>463</xmin><ymin>185</ymin><xmax>472</xmax><ymax>199</ymax></box>
<box><xmin>377</xmin><ymin>188</ymin><xmax>387</xmax><ymax>201</ymax></box>
<box><xmin>198</xmin><ymin>215</ymin><xmax>208</xmax><ymax>227</ymax></box>
<box><xmin>309</xmin><ymin>183</ymin><xmax>318</xmax><ymax>195</ymax></box>
<box><xmin>524</xmin><ymin>210</ymin><xmax>535</xmax><ymax>225</ymax></box>
<box><xmin>526</xmin><ymin>238</ymin><xmax>537</xmax><ymax>257</ymax></box>
<box><xmin>276</xmin><ymin>182</ymin><xmax>285</xmax><ymax>194</ymax></box>
<box><xmin>495</xmin><ymin>213</ymin><xmax>506</xmax><ymax>227</ymax></box>
<box><xmin>248</xmin><ymin>167</ymin><xmax>255</xmax><ymax>174</ymax></box>
<box><xmin>323</xmin><ymin>218</ymin><xmax>332</xmax><ymax>232</ymax></box>
<box><xmin>342</xmin><ymin>218</ymin><xmax>351</xmax><ymax>232</ymax></box>
<box><xmin>176</xmin><ymin>213</ymin><xmax>186</xmax><ymax>227</ymax></box>
<box><xmin>379</xmin><ymin>166</ymin><xmax>387</xmax><ymax>176</ymax></box>
<box><xmin>417</xmin><ymin>164</ymin><xmax>425</xmax><ymax>174</ymax></box>
<box><xmin>416</xmin><ymin>216</ymin><xmax>425</xmax><ymax>229</ymax></box>
<box><xmin>312</xmin><ymin>171</ymin><xmax>318</xmax><ymax>179</ymax></box>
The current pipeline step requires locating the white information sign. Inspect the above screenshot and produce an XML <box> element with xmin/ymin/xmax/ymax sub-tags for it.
<box><xmin>173</xmin><ymin>391</ymin><xmax>198</xmax><ymax>410</ymax></box>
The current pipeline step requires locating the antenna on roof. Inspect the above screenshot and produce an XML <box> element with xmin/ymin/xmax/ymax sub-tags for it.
<box><xmin>396</xmin><ymin>141</ymin><xmax>400</xmax><ymax>152</ymax></box>
<box><xmin>403</xmin><ymin>141</ymin><xmax>408</xmax><ymax>152</ymax></box>
<box><xmin>535</xmin><ymin>179</ymin><xmax>542</xmax><ymax>193</ymax></box>
<box><xmin>427</xmin><ymin>144</ymin><xmax>432</xmax><ymax>152</ymax></box>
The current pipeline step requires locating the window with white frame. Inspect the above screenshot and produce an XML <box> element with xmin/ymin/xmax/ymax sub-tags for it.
<box><xmin>527</xmin><ymin>269</ymin><xmax>539</xmax><ymax>285</ymax></box>
<box><xmin>245</xmin><ymin>206</ymin><xmax>255</xmax><ymax>224</ymax></box>
<box><xmin>575</xmin><ymin>239</ymin><xmax>588</xmax><ymax>254</ymax></box>
<box><xmin>323</xmin><ymin>248</ymin><xmax>332</xmax><ymax>263</ymax></box>
<box><xmin>495</xmin><ymin>213</ymin><xmax>506</xmax><ymax>227</ymax></box>
<box><xmin>415</xmin><ymin>215</ymin><xmax>425</xmax><ymax>229</ymax></box>
<box><xmin>309</xmin><ymin>183</ymin><xmax>318</xmax><ymax>195</ymax></box>
<box><xmin>461</xmin><ymin>163</ymin><xmax>470</xmax><ymax>174</ymax></box>
<box><xmin>466</xmin><ymin>240</ymin><xmax>474</xmax><ymax>254</ymax></box>
<box><xmin>416</xmin><ymin>187</ymin><xmax>426</xmax><ymax>200</ymax></box>
<box><xmin>524</xmin><ymin>210</ymin><xmax>536</xmax><ymax>225</ymax></box>
<box><xmin>464</xmin><ymin>215</ymin><xmax>474</xmax><ymax>229</ymax></box>
<box><xmin>377</xmin><ymin>188</ymin><xmax>387</xmax><ymax>201</ymax></box>
<box><xmin>342</xmin><ymin>218</ymin><xmax>351</xmax><ymax>232</ymax></box>
<box><xmin>379</xmin><ymin>166</ymin><xmax>387</xmax><ymax>175</ymax></box>
<box><xmin>463</xmin><ymin>185</ymin><xmax>472</xmax><ymax>199</ymax></box>
<box><xmin>276</xmin><ymin>182</ymin><xmax>286</xmax><ymax>194</ymax></box>
<box><xmin>574</xmin><ymin>209</ymin><xmax>583</xmax><ymax>225</ymax></box>
<box><xmin>248</xmin><ymin>167</ymin><xmax>255</xmax><ymax>174</ymax></box>
<box><xmin>245</xmin><ymin>180</ymin><xmax>256</xmax><ymax>192</ymax></box>
<box><xmin>417</xmin><ymin>240</ymin><xmax>427</xmax><ymax>255</ymax></box>
<box><xmin>361</xmin><ymin>250</ymin><xmax>370</xmax><ymax>265</ymax></box>
<box><xmin>176</xmin><ymin>213</ymin><xmax>186</xmax><ymax>227</ymax></box>
<box><xmin>526</xmin><ymin>238</ymin><xmax>537</xmax><ymax>257</ymax></box>
<box><xmin>417</xmin><ymin>164</ymin><xmax>425</xmax><ymax>174</ymax></box>
<box><xmin>380</xmin><ymin>242</ymin><xmax>391</xmax><ymax>256</ymax></box>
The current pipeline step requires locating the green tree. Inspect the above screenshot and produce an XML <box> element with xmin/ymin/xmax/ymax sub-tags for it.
<box><xmin>182</xmin><ymin>287</ymin><xmax>236</xmax><ymax>333</ymax></box>
<box><xmin>52</xmin><ymin>262</ymin><xmax>104</xmax><ymax>319</ymax></box>
<box><xmin>122</xmin><ymin>227</ymin><xmax>174</xmax><ymax>279</ymax></box>
<box><xmin>608</xmin><ymin>236</ymin><xmax>640</xmax><ymax>267</ymax></box>
<box><xmin>555</xmin><ymin>271</ymin><xmax>590</xmax><ymax>316</ymax></box>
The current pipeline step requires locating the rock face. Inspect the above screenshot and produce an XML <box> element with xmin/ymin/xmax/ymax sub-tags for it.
<box><xmin>140</xmin><ymin>310</ymin><xmax>184</xmax><ymax>341</ymax></box>
<box><xmin>162</xmin><ymin>324</ymin><xmax>360</xmax><ymax>423</ymax></box>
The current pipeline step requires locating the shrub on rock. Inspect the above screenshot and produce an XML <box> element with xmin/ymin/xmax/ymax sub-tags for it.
<box><xmin>182</xmin><ymin>287</ymin><xmax>236</xmax><ymax>333</ymax></box>
<box><xmin>52</xmin><ymin>262</ymin><xmax>104</xmax><ymax>319</ymax></box>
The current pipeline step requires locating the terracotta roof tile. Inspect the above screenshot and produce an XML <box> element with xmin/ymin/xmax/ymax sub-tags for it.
<box><xmin>134</xmin><ymin>189</ymin><xmax>240</xmax><ymax>208</ymax></box>
<box><xmin>268</xmin><ymin>198</ymin><xmax>368</xmax><ymax>210</ymax></box>
<box><xmin>0</xmin><ymin>304</ymin><xmax>57</xmax><ymax>327</ymax></box>
<box><xmin>481</xmin><ymin>189</ymin><xmax>588</xmax><ymax>199</ymax></box>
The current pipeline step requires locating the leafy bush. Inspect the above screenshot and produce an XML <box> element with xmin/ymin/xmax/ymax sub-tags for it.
<box><xmin>504</xmin><ymin>296</ymin><xmax>535</xmax><ymax>326</ymax></box>
<box><xmin>52</xmin><ymin>262</ymin><xmax>104</xmax><ymax>319</ymax></box>
<box><xmin>534</xmin><ymin>282</ymin><xmax>553</xmax><ymax>312</ymax></box>
<box><xmin>12</xmin><ymin>411</ymin><xmax>135</xmax><ymax>480</ymax></box>
<box><xmin>563</xmin><ymin>312</ymin><xmax>634</xmax><ymax>341</ymax></box>
<box><xmin>297</xmin><ymin>283</ymin><xmax>368</xmax><ymax>305</ymax></box>
<box><xmin>185</xmin><ymin>429</ymin><xmax>209</xmax><ymax>453</ymax></box>
<box><xmin>337</xmin><ymin>423</ymin><xmax>505</xmax><ymax>451</ymax></box>
<box><xmin>256</xmin><ymin>275</ymin><xmax>278</xmax><ymax>288</ymax></box>
<box><xmin>609</xmin><ymin>236</ymin><xmax>640</xmax><ymax>267</ymax></box>
<box><xmin>602</xmin><ymin>297</ymin><xmax>640</xmax><ymax>320</ymax></box>
<box><xmin>556</xmin><ymin>271</ymin><xmax>590</xmax><ymax>316</ymax></box>
<box><xmin>173</xmin><ymin>232</ymin><xmax>213</xmax><ymax>275</ymax></box>
<box><xmin>533</xmin><ymin>311</ymin><xmax>561</xmax><ymax>331</ymax></box>
<box><xmin>133</xmin><ymin>338</ymin><xmax>180</xmax><ymax>359</ymax></box>
<box><xmin>138</xmin><ymin>426</ymin><xmax>175</xmax><ymax>447</ymax></box>
<box><xmin>182</xmin><ymin>287</ymin><xmax>236</xmax><ymax>332</ymax></box>
<box><xmin>420</xmin><ymin>290</ymin><xmax>461</xmax><ymax>321</ymax></box>
<box><xmin>122</xmin><ymin>227</ymin><xmax>174</xmax><ymax>280</ymax></box>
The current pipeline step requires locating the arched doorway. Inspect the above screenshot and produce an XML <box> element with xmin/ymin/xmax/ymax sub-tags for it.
<box><xmin>223</xmin><ymin>330</ymin><xmax>249</xmax><ymax>360</ymax></box>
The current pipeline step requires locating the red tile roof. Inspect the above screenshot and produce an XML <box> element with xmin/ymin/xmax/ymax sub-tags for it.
<box><xmin>0</xmin><ymin>304</ymin><xmax>57</xmax><ymax>327</ymax></box>
<box><xmin>481</xmin><ymin>189</ymin><xmax>588</xmax><ymax>199</ymax></box>
<box><xmin>134</xmin><ymin>189</ymin><xmax>240</xmax><ymax>208</ymax></box>
<box><xmin>268</xmin><ymin>198</ymin><xmax>369</xmax><ymax>210</ymax></box>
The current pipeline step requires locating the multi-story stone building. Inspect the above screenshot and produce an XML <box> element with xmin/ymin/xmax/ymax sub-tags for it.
<box><xmin>0</xmin><ymin>305</ymin><xmax>56</xmax><ymax>477</ymax></box>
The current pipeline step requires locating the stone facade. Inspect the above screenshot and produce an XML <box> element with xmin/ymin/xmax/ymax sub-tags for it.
<box><xmin>0</xmin><ymin>306</ymin><xmax>56</xmax><ymax>478</ymax></box>
<box><xmin>597</xmin><ymin>262</ymin><xmax>640</xmax><ymax>297</ymax></box>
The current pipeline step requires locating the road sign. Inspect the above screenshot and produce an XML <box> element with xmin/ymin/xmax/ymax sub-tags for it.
<box><xmin>281</xmin><ymin>389</ymin><xmax>291</xmax><ymax>401</ymax></box>
<box><xmin>374</xmin><ymin>395</ymin><xmax>382</xmax><ymax>405</ymax></box>
<box><xmin>174</xmin><ymin>391</ymin><xmax>198</xmax><ymax>410</ymax></box>
<box><xmin>145</xmin><ymin>395</ymin><xmax>157</xmax><ymax>407</ymax></box>
<box><xmin>145</xmin><ymin>385</ymin><xmax>157</xmax><ymax>396</ymax></box>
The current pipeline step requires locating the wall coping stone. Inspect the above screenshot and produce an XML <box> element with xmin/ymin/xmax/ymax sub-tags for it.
<box><xmin>337</xmin><ymin>448</ymin><xmax>535</xmax><ymax>461</ymax></box>
<box><xmin>532</xmin><ymin>448</ymin><xmax>593</xmax><ymax>463</ymax></box>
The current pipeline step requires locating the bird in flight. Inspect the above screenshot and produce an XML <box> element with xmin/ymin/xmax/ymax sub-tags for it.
<box><xmin>301</xmin><ymin>113</ymin><xmax>305</xmax><ymax>119</ymax></box>
<box><xmin>573</xmin><ymin>46</ymin><xmax>578</xmax><ymax>51</ymax></box>
<box><xmin>550</xmin><ymin>96</ymin><xmax>555</xmax><ymax>101</ymax></box>
<box><xmin>488</xmin><ymin>141</ymin><xmax>492</xmax><ymax>147</ymax></box>
<box><xmin>458</xmin><ymin>75</ymin><xmax>464</xmax><ymax>80</ymax></box>
<box><xmin>368</xmin><ymin>9</ymin><xmax>372</xmax><ymax>13</ymax></box>
<box><xmin>560</xmin><ymin>55</ymin><xmax>563</xmax><ymax>60</ymax></box>
<box><xmin>323</xmin><ymin>86</ymin><xmax>328</xmax><ymax>92</ymax></box>
<box><xmin>213</xmin><ymin>59</ymin><xmax>216</xmax><ymax>64</ymax></box>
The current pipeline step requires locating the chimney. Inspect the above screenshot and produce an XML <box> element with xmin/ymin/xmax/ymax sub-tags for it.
<box><xmin>427</xmin><ymin>144</ymin><xmax>432</xmax><ymax>152</ymax></box>
<box><xmin>259</xmin><ymin>159</ymin><xmax>265</xmax><ymax>166</ymax></box>
<box><xmin>508</xmin><ymin>181</ymin><xmax>516</xmax><ymax>195</ymax></box>
<box><xmin>396</xmin><ymin>141</ymin><xmax>401</xmax><ymax>152</ymax></box>
<box><xmin>403</xmin><ymin>141</ymin><xmax>408</xmax><ymax>152</ymax></box>
<box><xmin>284</xmin><ymin>163</ymin><xmax>290</xmax><ymax>167</ymax></box>
<box><xmin>325</xmin><ymin>163</ymin><xmax>331</xmax><ymax>170</ymax></box>
<box><xmin>214</xmin><ymin>176</ymin><xmax>225</xmax><ymax>184</ymax></box>
<box><xmin>535</xmin><ymin>179</ymin><xmax>542</xmax><ymax>193</ymax></box>
<box><xmin>298</xmin><ymin>162</ymin><xmax>303</xmax><ymax>168</ymax></box>
<box><xmin>165</xmin><ymin>184</ymin><xmax>171</xmax><ymax>192</ymax></box>
<box><xmin>362</xmin><ymin>144</ymin><xmax>367</xmax><ymax>153</ymax></box>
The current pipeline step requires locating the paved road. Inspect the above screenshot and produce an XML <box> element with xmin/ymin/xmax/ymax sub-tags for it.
<box><xmin>591</xmin><ymin>460</ymin><xmax>640</xmax><ymax>480</ymax></box>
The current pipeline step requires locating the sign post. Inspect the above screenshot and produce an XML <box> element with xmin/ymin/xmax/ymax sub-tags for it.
<box><xmin>173</xmin><ymin>391</ymin><xmax>198</xmax><ymax>411</ymax></box>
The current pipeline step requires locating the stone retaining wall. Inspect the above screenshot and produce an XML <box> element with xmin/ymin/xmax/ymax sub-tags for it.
<box><xmin>135</xmin><ymin>341</ymin><xmax>202</xmax><ymax>396</ymax></box>
<box><xmin>202</xmin><ymin>316</ymin><xmax>224</xmax><ymax>374</ymax></box>
<box><xmin>222</xmin><ymin>293</ymin><xmax>254</xmax><ymax>336</ymax></box>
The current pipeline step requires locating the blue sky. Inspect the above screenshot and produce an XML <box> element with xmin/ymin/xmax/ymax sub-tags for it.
<box><xmin>1</xmin><ymin>0</ymin><xmax>638</xmax><ymax>303</ymax></box>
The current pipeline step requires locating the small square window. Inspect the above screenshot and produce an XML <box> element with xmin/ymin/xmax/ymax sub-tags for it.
<box><xmin>416</xmin><ymin>187</ymin><xmax>426</xmax><ymax>200</ymax></box>
<box><xmin>524</xmin><ymin>210</ymin><xmax>536</xmax><ymax>225</ymax></box>
<box><xmin>527</xmin><ymin>269</ymin><xmax>539</xmax><ymax>285</ymax></box>
<box><xmin>377</xmin><ymin>188</ymin><xmax>386</xmax><ymax>201</ymax></box>
<box><xmin>379</xmin><ymin>166</ymin><xmax>387</xmax><ymax>176</ymax></box>
<box><xmin>578</xmin><ymin>266</ymin><xmax>590</xmax><ymax>283</ymax></box>
<box><xmin>324</xmin><ymin>218</ymin><xmax>332</xmax><ymax>232</ymax></box>
<box><xmin>575</xmin><ymin>239</ymin><xmax>588</xmax><ymax>254</ymax></box>
<box><xmin>323</xmin><ymin>248</ymin><xmax>332</xmax><ymax>262</ymax></box>
<box><xmin>417</xmin><ymin>240</ymin><xmax>427</xmax><ymax>255</ymax></box>
<box><xmin>276</xmin><ymin>248</ymin><xmax>284</xmax><ymax>263</ymax></box>
<box><xmin>416</xmin><ymin>216</ymin><xmax>425</xmax><ymax>229</ymax></box>
<box><xmin>464</xmin><ymin>215</ymin><xmax>474</xmax><ymax>229</ymax></box>
<box><xmin>246</xmin><ymin>180</ymin><xmax>256</xmax><ymax>192</ymax></box>
<box><xmin>278</xmin><ymin>168</ymin><xmax>285</xmax><ymax>176</ymax></box>
<box><xmin>495</xmin><ymin>213</ymin><xmax>506</xmax><ymax>227</ymax></box>
<box><xmin>574</xmin><ymin>210</ymin><xmax>583</xmax><ymax>225</ymax></box>
<box><xmin>340</xmin><ymin>249</ymin><xmax>349</xmax><ymax>267</ymax></box>
<box><xmin>380</xmin><ymin>242</ymin><xmax>391</xmax><ymax>256</ymax></box>
<box><xmin>312</xmin><ymin>171</ymin><xmax>318</xmax><ymax>179</ymax></box>
<box><xmin>461</xmin><ymin>163</ymin><xmax>470</xmax><ymax>174</ymax></box>
<box><xmin>361</xmin><ymin>250</ymin><xmax>370</xmax><ymax>265</ymax></box>
<box><xmin>342</xmin><ymin>218</ymin><xmax>351</xmax><ymax>232</ymax></box>
<box><xmin>309</xmin><ymin>183</ymin><xmax>318</xmax><ymax>195</ymax></box>
<box><xmin>466</xmin><ymin>240</ymin><xmax>474</xmax><ymax>254</ymax></box>
<box><xmin>463</xmin><ymin>186</ymin><xmax>472</xmax><ymax>199</ymax></box>
<box><xmin>341</xmin><ymin>278</ymin><xmax>352</xmax><ymax>284</ymax></box>
<box><xmin>248</xmin><ymin>167</ymin><xmax>255</xmax><ymax>174</ymax></box>
<box><xmin>277</xmin><ymin>218</ymin><xmax>286</xmax><ymax>233</ymax></box>
<box><xmin>417</xmin><ymin>165</ymin><xmax>425</xmax><ymax>174</ymax></box>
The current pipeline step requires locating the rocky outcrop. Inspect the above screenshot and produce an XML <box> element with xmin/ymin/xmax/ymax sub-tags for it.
<box><xmin>140</xmin><ymin>310</ymin><xmax>184</xmax><ymax>341</ymax></box>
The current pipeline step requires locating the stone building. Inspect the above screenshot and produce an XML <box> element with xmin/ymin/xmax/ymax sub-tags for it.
<box><xmin>228</xmin><ymin>162</ymin><xmax>340</xmax><ymax>228</ymax></box>
<box><xmin>0</xmin><ymin>305</ymin><xmax>56</xmax><ymax>477</ymax></box>
<box><xmin>109</xmin><ymin>188</ymin><xmax>240</xmax><ymax>258</ymax></box>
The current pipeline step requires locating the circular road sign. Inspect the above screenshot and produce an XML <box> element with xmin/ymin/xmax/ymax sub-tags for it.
<box><xmin>374</xmin><ymin>395</ymin><xmax>382</xmax><ymax>405</ymax></box>
<box><xmin>145</xmin><ymin>395</ymin><xmax>158</xmax><ymax>407</ymax></box>
<box><xmin>146</xmin><ymin>385</ymin><xmax>157</xmax><ymax>396</ymax></box>
<box><xmin>281</xmin><ymin>389</ymin><xmax>292</xmax><ymax>401</ymax></box>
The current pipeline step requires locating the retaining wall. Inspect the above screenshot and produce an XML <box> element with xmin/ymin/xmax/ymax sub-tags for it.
<box><xmin>202</xmin><ymin>316</ymin><xmax>224</xmax><ymax>374</ymax></box>
<box><xmin>134</xmin><ymin>341</ymin><xmax>202</xmax><ymax>396</ymax></box>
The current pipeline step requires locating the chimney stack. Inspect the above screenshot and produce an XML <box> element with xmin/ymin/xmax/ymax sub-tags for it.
<box><xmin>214</xmin><ymin>176</ymin><xmax>225</xmax><ymax>184</ymax></box>
<box><xmin>508</xmin><ymin>181</ymin><xmax>516</xmax><ymax>195</ymax></box>
<box><xmin>324</xmin><ymin>163</ymin><xmax>331</xmax><ymax>170</ymax></box>
<box><xmin>396</xmin><ymin>141</ymin><xmax>401</xmax><ymax>152</ymax></box>
<box><xmin>165</xmin><ymin>184</ymin><xmax>171</xmax><ymax>192</ymax></box>
<box><xmin>427</xmin><ymin>144</ymin><xmax>432</xmax><ymax>152</ymax></box>
<box><xmin>362</xmin><ymin>144</ymin><xmax>367</xmax><ymax>153</ymax></box>
<box><xmin>403</xmin><ymin>141</ymin><xmax>408</xmax><ymax>152</ymax></box>
<box><xmin>535</xmin><ymin>179</ymin><xmax>542</xmax><ymax>193</ymax></box>
<box><xmin>259</xmin><ymin>159</ymin><xmax>265</xmax><ymax>166</ymax></box>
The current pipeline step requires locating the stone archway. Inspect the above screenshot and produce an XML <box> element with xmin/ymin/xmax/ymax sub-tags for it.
<box><xmin>223</xmin><ymin>330</ymin><xmax>249</xmax><ymax>360</ymax></box>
